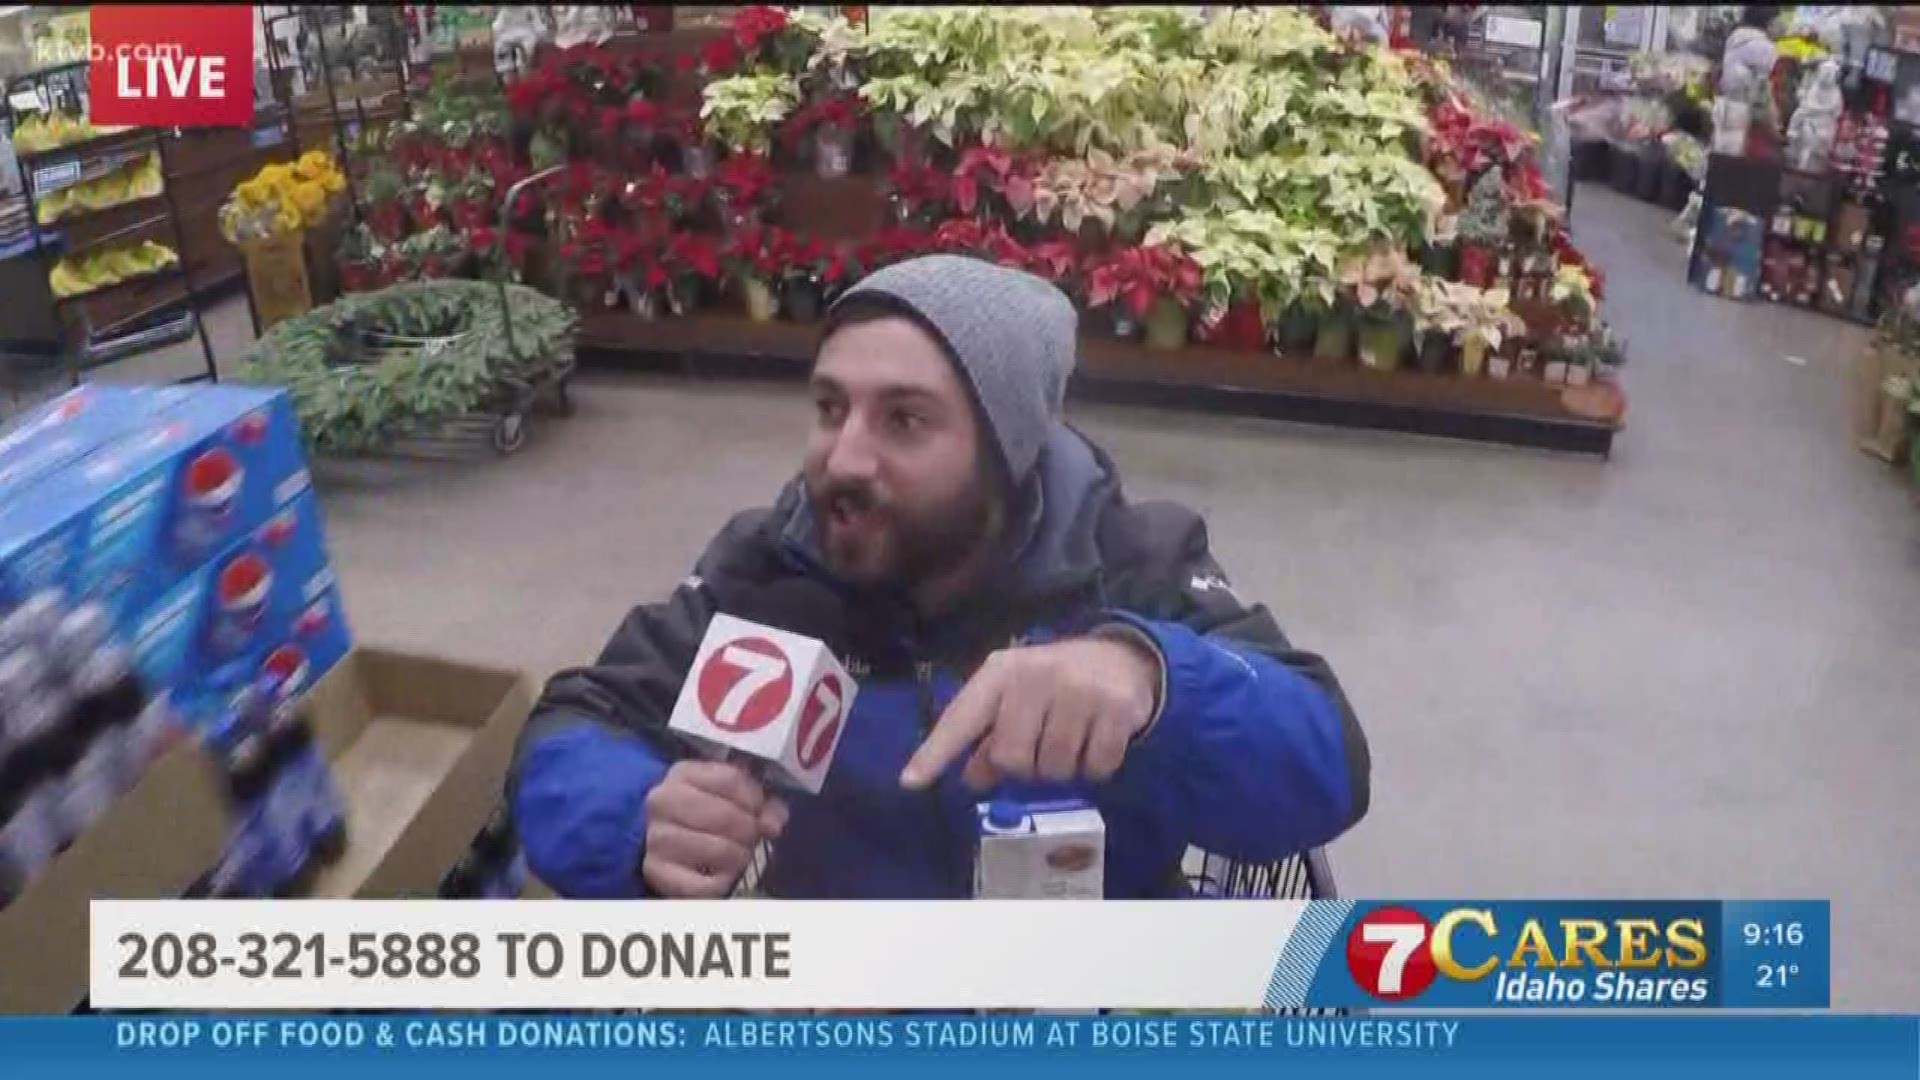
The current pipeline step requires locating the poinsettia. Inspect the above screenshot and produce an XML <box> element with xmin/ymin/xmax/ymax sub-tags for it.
<box><xmin>1022</xmin><ymin>240</ymin><xmax>1082</xmax><ymax>291</ymax></box>
<box><xmin>886</xmin><ymin>160</ymin><xmax>951</xmax><ymax>209</ymax></box>
<box><xmin>731</xmin><ymin>5</ymin><xmax>792</xmax><ymax>62</ymax></box>
<box><xmin>1083</xmin><ymin>243</ymin><xmax>1203</xmax><ymax>319</ymax></box>
<box><xmin>950</xmin><ymin>145</ymin><xmax>1029</xmax><ymax>217</ymax></box>
<box><xmin>724</xmin><ymin>223</ymin><xmax>800</xmax><ymax>281</ymax></box>
<box><xmin>715</xmin><ymin>151</ymin><xmax>776</xmax><ymax>208</ymax></box>
<box><xmin>781</xmin><ymin>92</ymin><xmax>864</xmax><ymax>148</ymax></box>
<box><xmin>667</xmin><ymin>231</ymin><xmax>723</xmax><ymax>283</ymax></box>
<box><xmin>933</xmin><ymin>218</ymin><xmax>1027</xmax><ymax>267</ymax></box>
<box><xmin>862</xmin><ymin>224</ymin><xmax>934</xmax><ymax>269</ymax></box>
<box><xmin>702</xmin><ymin>34</ymin><xmax>744</xmax><ymax>76</ymax></box>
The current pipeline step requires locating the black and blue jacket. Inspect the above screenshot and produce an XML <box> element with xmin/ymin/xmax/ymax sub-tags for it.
<box><xmin>511</xmin><ymin>425</ymin><xmax>1370</xmax><ymax>898</ymax></box>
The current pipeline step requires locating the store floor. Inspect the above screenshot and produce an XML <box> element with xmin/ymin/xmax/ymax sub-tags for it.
<box><xmin>95</xmin><ymin>185</ymin><xmax>1920</xmax><ymax>1008</ymax></box>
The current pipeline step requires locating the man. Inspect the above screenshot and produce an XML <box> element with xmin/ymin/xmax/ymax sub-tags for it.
<box><xmin>512</xmin><ymin>255</ymin><xmax>1370</xmax><ymax>899</ymax></box>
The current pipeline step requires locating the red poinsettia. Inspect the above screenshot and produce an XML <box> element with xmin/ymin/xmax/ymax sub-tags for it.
<box><xmin>812</xmin><ymin>240</ymin><xmax>864</xmax><ymax>290</ymax></box>
<box><xmin>1022</xmin><ymin>239</ymin><xmax>1081</xmax><ymax>290</ymax></box>
<box><xmin>667</xmin><ymin>231</ymin><xmax>723</xmax><ymax>282</ymax></box>
<box><xmin>724</xmin><ymin>223</ymin><xmax>800</xmax><ymax>281</ymax></box>
<box><xmin>950</xmin><ymin>145</ymin><xmax>1028</xmax><ymax>216</ymax></box>
<box><xmin>781</xmin><ymin>93</ymin><xmax>864</xmax><ymax>148</ymax></box>
<box><xmin>731</xmin><ymin>5</ymin><xmax>791</xmax><ymax>57</ymax></box>
<box><xmin>885</xmin><ymin>159</ymin><xmax>951</xmax><ymax>212</ymax></box>
<box><xmin>715</xmin><ymin>151</ymin><xmax>776</xmax><ymax>208</ymax></box>
<box><xmin>1083</xmin><ymin>243</ymin><xmax>1203</xmax><ymax>319</ymax></box>
<box><xmin>701</xmin><ymin>34</ymin><xmax>743</xmax><ymax>76</ymax></box>
<box><xmin>861</xmin><ymin>224</ymin><xmax>934</xmax><ymax>268</ymax></box>
<box><xmin>932</xmin><ymin>218</ymin><xmax>1027</xmax><ymax>267</ymax></box>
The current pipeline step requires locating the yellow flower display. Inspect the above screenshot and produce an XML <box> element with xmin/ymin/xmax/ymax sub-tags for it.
<box><xmin>220</xmin><ymin>151</ymin><xmax>347</xmax><ymax>242</ymax></box>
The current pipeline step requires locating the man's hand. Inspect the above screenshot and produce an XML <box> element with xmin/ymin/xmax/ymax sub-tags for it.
<box><xmin>899</xmin><ymin>634</ymin><xmax>1162</xmax><ymax>790</ymax></box>
<box><xmin>642</xmin><ymin>760</ymin><xmax>789</xmax><ymax>898</ymax></box>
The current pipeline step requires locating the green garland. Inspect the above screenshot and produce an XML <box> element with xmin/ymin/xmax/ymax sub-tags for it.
<box><xmin>236</xmin><ymin>280</ymin><xmax>576</xmax><ymax>454</ymax></box>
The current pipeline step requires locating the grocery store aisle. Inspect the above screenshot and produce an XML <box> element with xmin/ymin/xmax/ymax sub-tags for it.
<box><xmin>100</xmin><ymin>187</ymin><xmax>1920</xmax><ymax>1007</ymax></box>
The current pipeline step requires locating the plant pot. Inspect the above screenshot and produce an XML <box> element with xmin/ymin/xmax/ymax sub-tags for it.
<box><xmin>785</xmin><ymin>277</ymin><xmax>823</xmax><ymax>322</ymax></box>
<box><xmin>1420</xmin><ymin>242</ymin><xmax>1458</xmax><ymax>279</ymax></box>
<box><xmin>571</xmin><ymin>273</ymin><xmax>612</xmax><ymax>311</ymax></box>
<box><xmin>1543</xmin><ymin>358</ymin><xmax>1569</xmax><ymax>384</ymax></box>
<box><xmin>814</xmin><ymin>126</ymin><xmax>855</xmax><ymax>179</ymax></box>
<box><xmin>1567</xmin><ymin>362</ymin><xmax>1592</xmax><ymax>387</ymax></box>
<box><xmin>1143</xmin><ymin>298</ymin><xmax>1189</xmax><ymax>350</ymax></box>
<box><xmin>1488</xmin><ymin>350</ymin><xmax>1514</xmax><ymax>380</ymax></box>
<box><xmin>1416</xmin><ymin>331</ymin><xmax>1451</xmax><ymax>374</ymax></box>
<box><xmin>628</xmin><ymin>286</ymin><xmax>661</xmax><ymax>321</ymax></box>
<box><xmin>683</xmin><ymin>142</ymin><xmax>716</xmax><ymax>179</ymax></box>
<box><xmin>1460</xmin><ymin>333</ymin><xmax>1490</xmax><ymax>376</ymax></box>
<box><xmin>1276</xmin><ymin>306</ymin><xmax>1319</xmax><ymax>354</ymax></box>
<box><xmin>1313</xmin><ymin>313</ymin><xmax>1354</xmax><ymax>363</ymax></box>
<box><xmin>743</xmin><ymin>276</ymin><xmax>779</xmax><ymax>322</ymax></box>
<box><xmin>1657</xmin><ymin>159</ymin><xmax>1693</xmax><ymax>211</ymax></box>
<box><xmin>1198</xmin><ymin>300</ymin><xmax>1265</xmax><ymax>351</ymax></box>
<box><xmin>1607</xmin><ymin>140</ymin><xmax>1640</xmax><ymax>194</ymax></box>
<box><xmin>1356</xmin><ymin>315</ymin><xmax>1408</xmax><ymax>372</ymax></box>
<box><xmin>1109</xmin><ymin>309</ymin><xmax>1142</xmax><ymax>341</ymax></box>
<box><xmin>1572</xmin><ymin>139</ymin><xmax>1611</xmax><ymax>182</ymax></box>
<box><xmin>667</xmin><ymin>276</ymin><xmax>704</xmax><ymax>317</ymax></box>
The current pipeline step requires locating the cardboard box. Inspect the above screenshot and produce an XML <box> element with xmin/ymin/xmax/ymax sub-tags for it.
<box><xmin>0</xmin><ymin>386</ymin><xmax>186</xmax><ymax>506</ymax></box>
<box><xmin>0</xmin><ymin>385</ymin><xmax>312</xmax><ymax>614</ymax></box>
<box><xmin>0</xmin><ymin>645</ymin><xmax>534</xmax><ymax>1013</ymax></box>
<box><xmin>133</xmin><ymin>490</ymin><xmax>353</xmax><ymax>733</ymax></box>
<box><xmin>300</xmin><ymin>649</ymin><xmax>533</xmax><ymax>898</ymax></box>
<box><xmin>0</xmin><ymin>737</ymin><xmax>228</xmax><ymax>1014</ymax></box>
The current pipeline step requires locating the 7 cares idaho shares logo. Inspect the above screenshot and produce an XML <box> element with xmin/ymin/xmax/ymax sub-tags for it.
<box><xmin>1267</xmin><ymin>902</ymin><xmax>1720</xmax><ymax>1009</ymax></box>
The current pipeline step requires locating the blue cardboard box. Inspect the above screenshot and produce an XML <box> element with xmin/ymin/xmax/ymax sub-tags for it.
<box><xmin>0</xmin><ymin>386</ymin><xmax>188</xmax><ymax>507</ymax></box>
<box><xmin>0</xmin><ymin>385</ymin><xmax>312</xmax><ymax>615</ymax></box>
<box><xmin>131</xmin><ymin>489</ymin><xmax>352</xmax><ymax>732</ymax></box>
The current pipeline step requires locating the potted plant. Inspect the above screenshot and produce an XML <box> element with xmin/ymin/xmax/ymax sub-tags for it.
<box><xmin>724</xmin><ymin>224</ymin><xmax>795</xmax><ymax>323</ymax></box>
<box><xmin>950</xmin><ymin>144</ymin><xmax>1027</xmax><ymax>223</ymax></box>
<box><xmin>884</xmin><ymin>159</ymin><xmax>954</xmax><ymax>227</ymax></box>
<box><xmin>663</xmin><ymin>231</ymin><xmax>722</xmax><ymax>316</ymax></box>
<box><xmin>557</xmin><ymin>230</ymin><xmax>616</xmax><ymax>312</ymax></box>
<box><xmin>1420</xmin><ymin>213</ymin><xmax>1460</xmax><ymax>280</ymax></box>
<box><xmin>1341</xmin><ymin>247</ymin><xmax>1420</xmax><ymax>372</ymax></box>
<box><xmin>1084</xmin><ymin>243</ymin><xmax>1202</xmax><ymax>350</ymax></box>
<box><xmin>1455</xmin><ymin>287</ymin><xmax>1523</xmax><ymax>377</ymax></box>
<box><xmin>700</xmin><ymin>70</ymin><xmax>802</xmax><ymax>156</ymax></box>
<box><xmin>1411</xmin><ymin>277</ymin><xmax>1466</xmax><ymax>374</ymax></box>
<box><xmin>784</xmin><ymin>93</ymin><xmax>864</xmax><ymax>178</ymax></box>
<box><xmin>1308</xmin><ymin>281</ymin><xmax>1353</xmax><ymax>364</ymax></box>
<box><xmin>1456</xmin><ymin>168</ymin><xmax>1509</xmax><ymax>288</ymax></box>
<box><xmin>1549</xmin><ymin>261</ymin><xmax>1599</xmax><ymax>334</ymax></box>
<box><xmin>713</xmin><ymin>152</ymin><xmax>777</xmax><ymax>236</ymax></box>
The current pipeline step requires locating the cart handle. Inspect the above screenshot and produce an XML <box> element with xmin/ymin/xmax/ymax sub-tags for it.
<box><xmin>495</xmin><ymin>163</ymin><xmax>569</xmax><ymax>365</ymax></box>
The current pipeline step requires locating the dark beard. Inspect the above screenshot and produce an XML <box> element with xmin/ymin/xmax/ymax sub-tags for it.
<box><xmin>810</xmin><ymin>474</ymin><xmax>1000</xmax><ymax>593</ymax></box>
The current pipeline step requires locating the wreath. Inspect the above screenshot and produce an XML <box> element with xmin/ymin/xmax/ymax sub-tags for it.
<box><xmin>237</xmin><ymin>280</ymin><xmax>576</xmax><ymax>454</ymax></box>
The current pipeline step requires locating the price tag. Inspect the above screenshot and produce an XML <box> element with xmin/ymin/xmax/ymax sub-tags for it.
<box><xmin>33</xmin><ymin>159</ymin><xmax>82</xmax><ymax>193</ymax></box>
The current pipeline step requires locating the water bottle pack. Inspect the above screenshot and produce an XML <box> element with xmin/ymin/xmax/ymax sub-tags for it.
<box><xmin>0</xmin><ymin>384</ymin><xmax>353</xmax><ymax>906</ymax></box>
<box><xmin>439</xmin><ymin>804</ymin><xmax>529</xmax><ymax>900</ymax></box>
<box><xmin>0</xmin><ymin>592</ymin><xmax>169</xmax><ymax>908</ymax></box>
<box><xmin>204</xmin><ymin>670</ymin><xmax>348</xmax><ymax>898</ymax></box>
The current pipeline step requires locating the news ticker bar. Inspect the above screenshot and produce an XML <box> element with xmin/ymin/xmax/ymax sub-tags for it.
<box><xmin>89</xmin><ymin>899</ymin><xmax>1829</xmax><ymax>1011</ymax></box>
<box><xmin>2</xmin><ymin>1017</ymin><xmax>1914</xmax><ymax>1079</ymax></box>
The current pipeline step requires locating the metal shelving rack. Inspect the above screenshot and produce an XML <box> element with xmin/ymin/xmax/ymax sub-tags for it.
<box><xmin>3</xmin><ymin>60</ymin><xmax>218</xmax><ymax>386</ymax></box>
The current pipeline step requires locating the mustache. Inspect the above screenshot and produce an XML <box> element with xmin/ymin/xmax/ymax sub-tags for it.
<box><xmin>814</xmin><ymin>478</ymin><xmax>883</xmax><ymax>516</ymax></box>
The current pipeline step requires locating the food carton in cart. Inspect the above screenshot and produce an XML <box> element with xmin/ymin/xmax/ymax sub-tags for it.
<box><xmin>0</xmin><ymin>385</ymin><xmax>311</xmax><ymax>615</ymax></box>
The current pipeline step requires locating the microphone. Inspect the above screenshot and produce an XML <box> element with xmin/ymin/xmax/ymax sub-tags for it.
<box><xmin>666</xmin><ymin>581</ymin><xmax>858</xmax><ymax>895</ymax></box>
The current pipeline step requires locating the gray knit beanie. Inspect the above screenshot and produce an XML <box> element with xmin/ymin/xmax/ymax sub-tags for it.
<box><xmin>827</xmin><ymin>254</ymin><xmax>1077</xmax><ymax>482</ymax></box>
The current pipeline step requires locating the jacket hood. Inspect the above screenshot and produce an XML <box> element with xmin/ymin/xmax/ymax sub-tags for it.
<box><xmin>775</xmin><ymin>422</ymin><xmax>1119</xmax><ymax>603</ymax></box>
